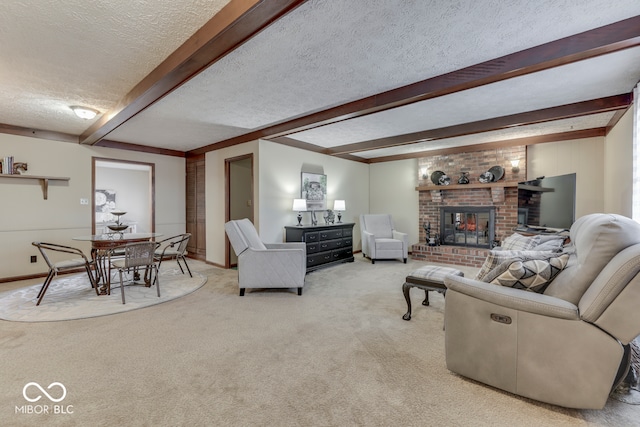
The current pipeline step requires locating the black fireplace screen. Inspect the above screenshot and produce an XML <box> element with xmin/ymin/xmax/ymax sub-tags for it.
<box><xmin>440</xmin><ymin>207</ymin><xmax>495</xmax><ymax>248</ymax></box>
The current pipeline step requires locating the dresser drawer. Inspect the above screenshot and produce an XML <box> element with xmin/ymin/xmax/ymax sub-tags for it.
<box><xmin>307</xmin><ymin>251</ymin><xmax>332</xmax><ymax>267</ymax></box>
<box><xmin>332</xmin><ymin>247</ymin><xmax>353</xmax><ymax>260</ymax></box>
<box><xmin>319</xmin><ymin>238</ymin><xmax>344</xmax><ymax>251</ymax></box>
<box><xmin>319</xmin><ymin>229</ymin><xmax>343</xmax><ymax>240</ymax></box>
<box><xmin>342</xmin><ymin>227</ymin><xmax>353</xmax><ymax>237</ymax></box>
<box><xmin>306</xmin><ymin>242</ymin><xmax>319</xmax><ymax>254</ymax></box>
<box><xmin>304</xmin><ymin>232</ymin><xmax>319</xmax><ymax>242</ymax></box>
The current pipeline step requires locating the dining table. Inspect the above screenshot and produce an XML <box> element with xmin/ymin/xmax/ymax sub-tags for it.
<box><xmin>73</xmin><ymin>232</ymin><xmax>163</xmax><ymax>294</ymax></box>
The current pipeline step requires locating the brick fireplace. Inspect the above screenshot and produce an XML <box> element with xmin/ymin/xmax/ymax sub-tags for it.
<box><xmin>411</xmin><ymin>146</ymin><xmax>525</xmax><ymax>268</ymax></box>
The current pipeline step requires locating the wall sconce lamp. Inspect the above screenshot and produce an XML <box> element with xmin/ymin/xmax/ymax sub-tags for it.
<box><xmin>292</xmin><ymin>198</ymin><xmax>307</xmax><ymax>226</ymax></box>
<box><xmin>70</xmin><ymin>105</ymin><xmax>100</xmax><ymax>120</ymax></box>
<box><xmin>511</xmin><ymin>159</ymin><xmax>520</xmax><ymax>173</ymax></box>
<box><xmin>420</xmin><ymin>167</ymin><xmax>428</xmax><ymax>179</ymax></box>
<box><xmin>333</xmin><ymin>200</ymin><xmax>346</xmax><ymax>223</ymax></box>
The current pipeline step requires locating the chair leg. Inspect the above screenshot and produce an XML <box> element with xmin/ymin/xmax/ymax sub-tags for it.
<box><xmin>36</xmin><ymin>270</ymin><xmax>55</xmax><ymax>306</ymax></box>
<box><xmin>119</xmin><ymin>269</ymin><xmax>126</xmax><ymax>304</ymax></box>
<box><xmin>154</xmin><ymin>266</ymin><xmax>161</xmax><ymax>297</ymax></box>
<box><xmin>180</xmin><ymin>256</ymin><xmax>192</xmax><ymax>277</ymax></box>
<box><xmin>297</xmin><ymin>287</ymin><xmax>302</xmax><ymax>296</ymax></box>
<box><xmin>176</xmin><ymin>257</ymin><xmax>185</xmax><ymax>274</ymax></box>
<box><xmin>239</xmin><ymin>288</ymin><xmax>245</xmax><ymax>296</ymax></box>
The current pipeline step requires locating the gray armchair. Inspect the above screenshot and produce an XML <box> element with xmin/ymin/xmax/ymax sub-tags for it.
<box><xmin>224</xmin><ymin>218</ymin><xmax>306</xmax><ymax>296</ymax></box>
<box><xmin>444</xmin><ymin>213</ymin><xmax>640</xmax><ymax>409</ymax></box>
<box><xmin>360</xmin><ymin>214</ymin><xmax>408</xmax><ymax>264</ymax></box>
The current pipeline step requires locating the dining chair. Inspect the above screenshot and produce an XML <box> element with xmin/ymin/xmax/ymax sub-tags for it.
<box><xmin>109</xmin><ymin>241</ymin><xmax>161</xmax><ymax>304</ymax></box>
<box><xmin>154</xmin><ymin>233</ymin><xmax>192</xmax><ymax>277</ymax></box>
<box><xmin>31</xmin><ymin>242</ymin><xmax>98</xmax><ymax>306</ymax></box>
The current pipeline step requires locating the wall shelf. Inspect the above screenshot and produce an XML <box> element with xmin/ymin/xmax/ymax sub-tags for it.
<box><xmin>0</xmin><ymin>174</ymin><xmax>70</xmax><ymax>199</ymax></box>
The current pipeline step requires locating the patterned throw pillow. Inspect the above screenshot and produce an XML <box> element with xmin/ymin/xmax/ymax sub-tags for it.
<box><xmin>485</xmin><ymin>253</ymin><xmax>570</xmax><ymax>293</ymax></box>
<box><xmin>501</xmin><ymin>233</ymin><xmax>541</xmax><ymax>251</ymax></box>
<box><xmin>475</xmin><ymin>250</ymin><xmax>555</xmax><ymax>281</ymax></box>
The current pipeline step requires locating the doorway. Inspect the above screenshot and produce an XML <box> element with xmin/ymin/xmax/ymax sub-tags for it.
<box><xmin>225</xmin><ymin>154</ymin><xmax>254</xmax><ymax>268</ymax></box>
<box><xmin>92</xmin><ymin>158</ymin><xmax>154</xmax><ymax>234</ymax></box>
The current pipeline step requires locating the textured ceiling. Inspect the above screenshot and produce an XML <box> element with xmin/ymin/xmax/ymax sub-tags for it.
<box><xmin>1</xmin><ymin>0</ymin><xmax>639</xmax><ymax>161</ymax></box>
<box><xmin>0</xmin><ymin>0</ymin><xmax>229</xmax><ymax>134</ymax></box>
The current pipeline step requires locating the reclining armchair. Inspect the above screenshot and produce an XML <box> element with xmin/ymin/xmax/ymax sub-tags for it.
<box><xmin>360</xmin><ymin>214</ymin><xmax>408</xmax><ymax>264</ymax></box>
<box><xmin>224</xmin><ymin>218</ymin><xmax>306</xmax><ymax>296</ymax></box>
<box><xmin>444</xmin><ymin>213</ymin><xmax>640</xmax><ymax>409</ymax></box>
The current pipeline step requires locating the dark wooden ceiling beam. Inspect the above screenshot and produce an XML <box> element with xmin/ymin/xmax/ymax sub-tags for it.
<box><xmin>366</xmin><ymin>128</ymin><xmax>607</xmax><ymax>164</ymax></box>
<box><xmin>0</xmin><ymin>123</ymin><xmax>78</xmax><ymax>144</ymax></box>
<box><xmin>96</xmin><ymin>140</ymin><xmax>186</xmax><ymax>157</ymax></box>
<box><xmin>190</xmin><ymin>15</ymin><xmax>640</xmax><ymax>155</ymax></box>
<box><xmin>327</xmin><ymin>93</ymin><xmax>631</xmax><ymax>155</ymax></box>
<box><xmin>79</xmin><ymin>0</ymin><xmax>305</xmax><ymax>146</ymax></box>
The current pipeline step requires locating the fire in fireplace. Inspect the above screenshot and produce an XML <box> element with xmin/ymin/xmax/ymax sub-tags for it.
<box><xmin>440</xmin><ymin>206</ymin><xmax>495</xmax><ymax>248</ymax></box>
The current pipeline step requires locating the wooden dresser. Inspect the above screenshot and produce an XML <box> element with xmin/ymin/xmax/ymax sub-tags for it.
<box><xmin>284</xmin><ymin>223</ymin><xmax>355</xmax><ymax>272</ymax></box>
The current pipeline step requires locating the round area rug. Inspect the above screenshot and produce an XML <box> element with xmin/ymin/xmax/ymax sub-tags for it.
<box><xmin>0</xmin><ymin>267</ymin><xmax>207</xmax><ymax>322</ymax></box>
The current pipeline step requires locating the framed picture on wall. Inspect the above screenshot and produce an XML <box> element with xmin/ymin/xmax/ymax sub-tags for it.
<box><xmin>301</xmin><ymin>172</ymin><xmax>327</xmax><ymax>211</ymax></box>
<box><xmin>95</xmin><ymin>189</ymin><xmax>116</xmax><ymax>223</ymax></box>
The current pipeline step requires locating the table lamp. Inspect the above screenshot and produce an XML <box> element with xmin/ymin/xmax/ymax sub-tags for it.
<box><xmin>292</xmin><ymin>199</ymin><xmax>307</xmax><ymax>226</ymax></box>
<box><xmin>333</xmin><ymin>200</ymin><xmax>345</xmax><ymax>223</ymax></box>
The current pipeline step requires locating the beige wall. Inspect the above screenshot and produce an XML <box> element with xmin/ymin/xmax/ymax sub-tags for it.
<box><xmin>0</xmin><ymin>133</ymin><xmax>185</xmax><ymax>280</ymax></box>
<box><xmin>527</xmin><ymin>137</ymin><xmax>605</xmax><ymax>220</ymax></box>
<box><xmin>258</xmin><ymin>140</ymin><xmax>370</xmax><ymax>247</ymax></box>
<box><xmin>205</xmin><ymin>140</ymin><xmax>259</xmax><ymax>267</ymax></box>
<box><xmin>604</xmin><ymin>108</ymin><xmax>634</xmax><ymax>216</ymax></box>
<box><xmin>369</xmin><ymin>159</ymin><xmax>420</xmax><ymax>246</ymax></box>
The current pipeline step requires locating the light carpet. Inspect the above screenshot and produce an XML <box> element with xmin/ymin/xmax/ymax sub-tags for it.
<box><xmin>0</xmin><ymin>267</ymin><xmax>207</xmax><ymax>322</ymax></box>
<box><xmin>1</xmin><ymin>258</ymin><xmax>640</xmax><ymax>426</ymax></box>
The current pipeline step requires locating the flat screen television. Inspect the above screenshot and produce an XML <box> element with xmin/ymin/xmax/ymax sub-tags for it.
<box><xmin>517</xmin><ymin>173</ymin><xmax>576</xmax><ymax>231</ymax></box>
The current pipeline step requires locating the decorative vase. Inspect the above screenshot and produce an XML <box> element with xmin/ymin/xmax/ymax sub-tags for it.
<box><xmin>458</xmin><ymin>172</ymin><xmax>469</xmax><ymax>184</ymax></box>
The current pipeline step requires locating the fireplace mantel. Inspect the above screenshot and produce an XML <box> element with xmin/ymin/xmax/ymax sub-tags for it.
<box><xmin>415</xmin><ymin>182</ymin><xmax>518</xmax><ymax>191</ymax></box>
<box><xmin>416</xmin><ymin>181</ymin><xmax>518</xmax><ymax>204</ymax></box>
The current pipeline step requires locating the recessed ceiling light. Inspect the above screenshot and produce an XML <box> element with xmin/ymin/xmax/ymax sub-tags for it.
<box><xmin>70</xmin><ymin>105</ymin><xmax>99</xmax><ymax>119</ymax></box>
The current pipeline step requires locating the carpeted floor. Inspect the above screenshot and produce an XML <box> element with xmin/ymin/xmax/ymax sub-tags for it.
<box><xmin>1</xmin><ymin>257</ymin><xmax>639</xmax><ymax>426</ymax></box>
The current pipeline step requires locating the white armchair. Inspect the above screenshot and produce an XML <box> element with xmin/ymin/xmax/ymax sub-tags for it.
<box><xmin>224</xmin><ymin>218</ymin><xmax>306</xmax><ymax>296</ymax></box>
<box><xmin>359</xmin><ymin>214</ymin><xmax>408</xmax><ymax>264</ymax></box>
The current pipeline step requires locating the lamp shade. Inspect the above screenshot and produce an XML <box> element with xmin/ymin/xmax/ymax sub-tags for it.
<box><xmin>333</xmin><ymin>200</ymin><xmax>346</xmax><ymax>211</ymax></box>
<box><xmin>292</xmin><ymin>198</ymin><xmax>307</xmax><ymax>211</ymax></box>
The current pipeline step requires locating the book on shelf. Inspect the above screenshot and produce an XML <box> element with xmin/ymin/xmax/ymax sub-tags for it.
<box><xmin>2</xmin><ymin>156</ymin><xmax>14</xmax><ymax>174</ymax></box>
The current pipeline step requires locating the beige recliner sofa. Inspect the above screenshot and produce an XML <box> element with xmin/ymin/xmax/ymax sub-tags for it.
<box><xmin>224</xmin><ymin>218</ymin><xmax>306</xmax><ymax>296</ymax></box>
<box><xmin>444</xmin><ymin>213</ymin><xmax>640</xmax><ymax>409</ymax></box>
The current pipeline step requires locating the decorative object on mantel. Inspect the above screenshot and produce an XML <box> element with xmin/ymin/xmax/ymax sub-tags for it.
<box><xmin>107</xmin><ymin>210</ymin><xmax>128</xmax><ymax>233</ymax></box>
<box><xmin>324</xmin><ymin>209</ymin><xmax>335</xmax><ymax>224</ymax></box>
<box><xmin>333</xmin><ymin>200</ymin><xmax>345</xmax><ymax>223</ymax></box>
<box><xmin>479</xmin><ymin>171</ymin><xmax>494</xmax><ymax>183</ymax></box>
<box><xmin>438</xmin><ymin>174</ymin><xmax>451</xmax><ymax>185</ymax></box>
<box><xmin>488</xmin><ymin>165</ymin><xmax>505</xmax><ymax>181</ymax></box>
<box><xmin>458</xmin><ymin>171</ymin><xmax>469</xmax><ymax>184</ymax></box>
<box><xmin>292</xmin><ymin>198</ymin><xmax>307</xmax><ymax>226</ymax></box>
<box><xmin>430</xmin><ymin>170</ymin><xmax>446</xmax><ymax>185</ymax></box>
